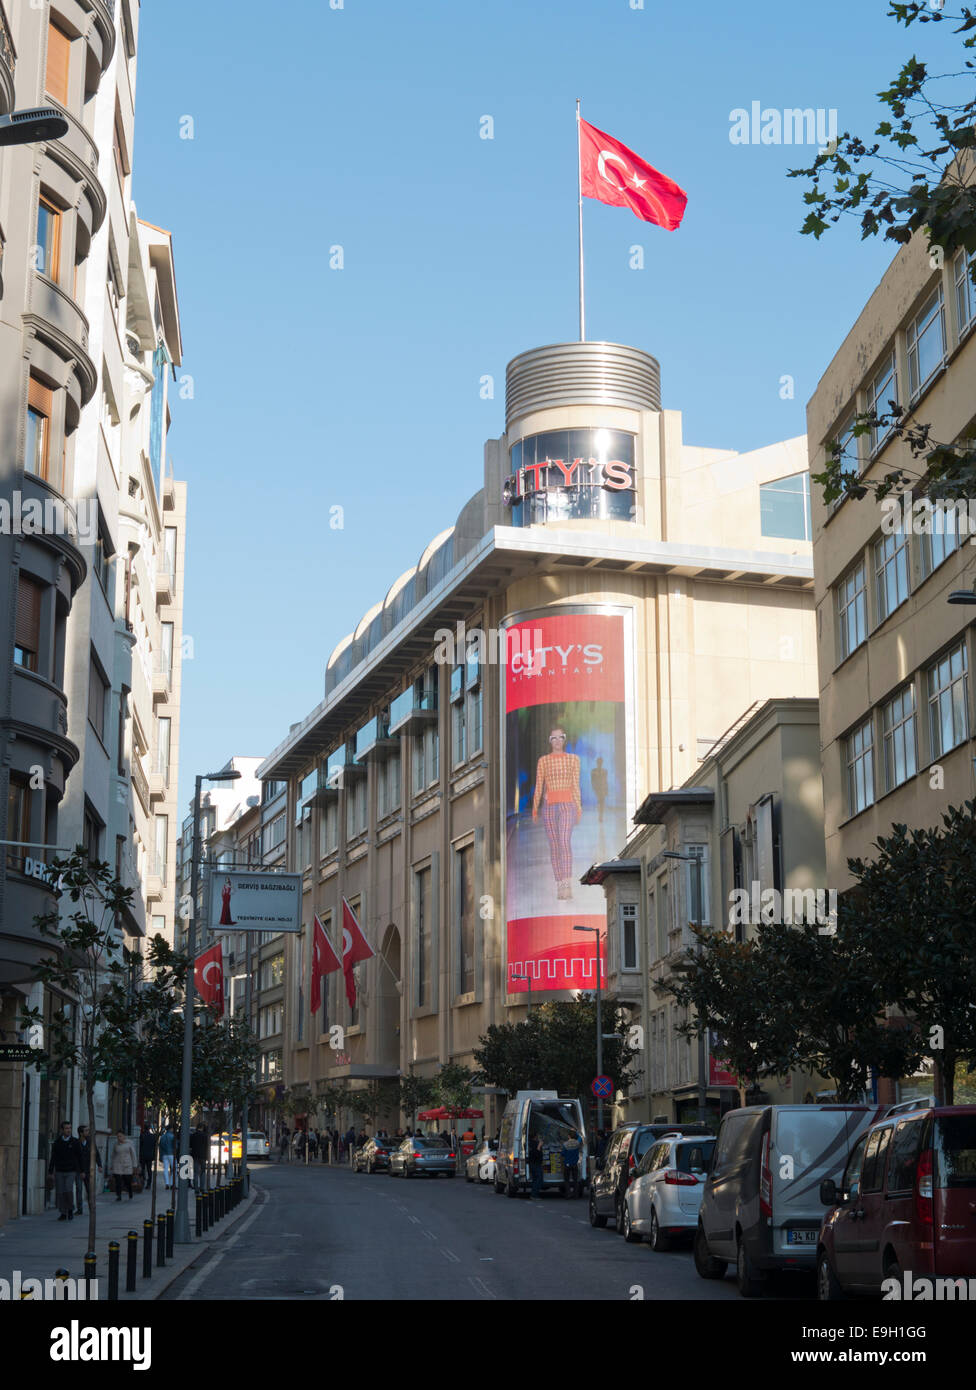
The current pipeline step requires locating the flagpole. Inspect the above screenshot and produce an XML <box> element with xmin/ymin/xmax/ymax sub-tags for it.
<box><xmin>576</xmin><ymin>98</ymin><xmax>585</xmax><ymax>342</ymax></box>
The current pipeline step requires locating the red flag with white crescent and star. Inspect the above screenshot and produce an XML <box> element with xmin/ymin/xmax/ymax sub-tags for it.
<box><xmin>195</xmin><ymin>942</ymin><xmax>225</xmax><ymax>1016</ymax></box>
<box><xmin>341</xmin><ymin>898</ymin><xmax>374</xmax><ymax>1009</ymax></box>
<box><xmin>311</xmin><ymin>913</ymin><xmax>342</xmax><ymax>1014</ymax></box>
<box><xmin>578</xmin><ymin>119</ymin><xmax>687</xmax><ymax>230</ymax></box>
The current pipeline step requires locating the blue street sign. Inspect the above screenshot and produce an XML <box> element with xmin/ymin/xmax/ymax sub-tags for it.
<box><xmin>592</xmin><ymin>1075</ymin><xmax>613</xmax><ymax>1099</ymax></box>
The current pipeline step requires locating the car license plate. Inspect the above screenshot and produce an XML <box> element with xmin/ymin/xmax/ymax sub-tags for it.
<box><xmin>787</xmin><ymin>1229</ymin><xmax>818</xmax><ymax>1245</ymax></box>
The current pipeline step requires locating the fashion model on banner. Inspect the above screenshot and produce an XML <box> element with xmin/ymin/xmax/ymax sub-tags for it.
<box><xmin>532</xmin><ymin>726</ymin><xmax>582</xmax><ymax>900</ymax></box>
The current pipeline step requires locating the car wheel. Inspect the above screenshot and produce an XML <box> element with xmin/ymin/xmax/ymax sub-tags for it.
<box><xmin>506</xmin><ymin>1175</ymin><xmax>518</xmax><ymax>1198</ymax></box>
<box><xmin>693</xmin><ymin>1222</ymin><xmax>728</xmax><ymax>1279</ymax></box>
<box><xmin>622</xmin><ymin>1204</ymin><xmax>641</xmax><ymax>1244</ymax></box>
<box><xmin>736</xmin><ymin>1236</ymin><xmax>764</xmax><ymax>1298</ymax></box>
<box><xmin>650</xmin><ymin>1209</ymin><xmax>671</xmax><ymax>1252</ymax></box>
<box><xmin>494</xmin><ymin>1176</ymin><xmax>504</xmax><ymax>1195</ymax></box>
<box><xmin>817</xmin><ymin>1249</ymin><xmax>844</xmax><ymax>1301</ymax></box>
<box><xmin>589</xmin><ymin>1191</ymin><xmax>608</xmax><ymax>1228</ymax></box>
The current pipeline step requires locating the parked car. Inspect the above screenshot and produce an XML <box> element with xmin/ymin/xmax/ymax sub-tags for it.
<box><xmin>465</xmin><ymin>1138</ymin><xmax>498</xmax><ymax>1184</ymax></box>
<box><xmin>623</xmin><ymin>1134</ymin><xmax>716</xmax><ymax>1250</ymax></box>
<box><xmin>494</xmin><ymin>1090</ymin><xmax>588</xmax><ymax>1197</ymax></box>
<box><xmin>817</xmin><ymin>1105</ymin><xmax>976</xmax><ymax>1300</ymax></box>
<box><xmin>354</xmin><ymin>1136</ymin><xmax>398</xmax><ymax>1174</ymax></box>
<box><xmin>246</xmin><ymin>1130</ymin><xmax>270</xmax><ymax>1160</ymax></box>
<box><xmin>694</xmin><ymin>1103</ymin><xmax>877</xmax><ymax>1297</ymax></box>
<box><xmin>390</xmin><ymin>1137</ymin><xmax>457</xmax><ymax>1178</ymax></box>
<box><xmin>589</xmin><ymin>1122</ymin><xmax>711</xmax><ymax>1232</ymax></box>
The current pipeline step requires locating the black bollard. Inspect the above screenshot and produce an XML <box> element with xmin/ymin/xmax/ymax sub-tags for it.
<box><xmin>195</xmin><ymin>1191</ymin><xmax>202</xmax><ymax>1237</ymax></box>
<box><xmin>156</xmin><ymin>1212</ymin><xmax>166</xmax><ymax>1268</ymax></box>
<box><xmin>84</xmin><ymin>1250</ymin><xmax>97</xmax><ymax>1300</ymax></box>
<box><xmin>142</xmin><ymin>1220</ymin><xmax>153</xmax><ymax>1278</ymax></box>
<box><xmin>107</xmin><ymin>1241</ymin><xmax>119</xmax><ymax>1301</ymax></box>
<box><xmin>202</xmin><ymin>1187</ymin><xmax>210</xmax><ymax>1232</ymax></box>
<box><xmin>166</xmin><ymin>1206</ymin><xmax>174</xmax><ymax>1259</ymax></box>
<box><xmin>206</xmin><ymin>1185</ymin><xmax>214</xmax><ymax>1227</ymax></box>
<box><xmin>126</xmin><ymin>1231</ymin><xmax>137</xmax><ymax>1293</ymax></box>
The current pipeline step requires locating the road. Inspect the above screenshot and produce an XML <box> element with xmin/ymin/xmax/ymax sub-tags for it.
<box><xmin>161</xmin><ymin>1161</ymin><xmax>758</xmax><ymax>1301</ymax></box>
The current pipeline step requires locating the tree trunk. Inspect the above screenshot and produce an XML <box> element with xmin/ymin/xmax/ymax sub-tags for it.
<box><xmin>944</xmin><ymin>1054</ymin><xmax>956</xmax><ymax>1106</ymax></box>
<box><xmin>933</xmin><ymin>1056</ymin><xmax>946</xmax><ymax>1107</ymax></box>
<box><xmin>86</xmin><ymin>1085</ymin><xmax>97</xmax><ymax>1252</ymax></box>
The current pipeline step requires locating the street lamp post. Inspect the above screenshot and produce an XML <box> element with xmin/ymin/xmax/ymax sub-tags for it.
<box><xmin>510</xmin><ymin>971</ymin><xmax>533</xmax><ymax>1016</ymax></box>
<box><xmin>663</xmin><ymin>850</ymin><xmax>708</xmax><ymax>1125</ymax></box>
<box><xmin>0</xmin><ymin>108</ymin><xmax>69</xmax><ymax>146</ymax></box>
<box><xmin>174</xmin><ymin>769</ymin><xmax>240</xmax><ymax>1244</ymax></box>
<box><xmin>573</xmin><ymin>925</ymin><xmax>605</xmax><ymax>1131</ymax></box>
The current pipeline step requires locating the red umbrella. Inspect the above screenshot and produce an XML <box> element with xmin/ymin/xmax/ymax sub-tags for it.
<box><xmin>417</xmin><ymin>1106</ymin><xmax>484</xmax><ymax>1121</ymax></box>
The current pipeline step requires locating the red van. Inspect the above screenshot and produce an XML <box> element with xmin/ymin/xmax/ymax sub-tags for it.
<box><xmin>816</xmin><ymin>1106</ymin><xmax>976</xmax><ymax>1298</ymax></box>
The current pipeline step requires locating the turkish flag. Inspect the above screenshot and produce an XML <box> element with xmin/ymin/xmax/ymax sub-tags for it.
<box><xmin>311</xmin><ymin>913</ymin><xmax>342</xmax><ymax>1014</ymax></box>
<box><xmin>195</xmin><ymin>943</ymin><xmax>224</xmax><ymax>1016</ymax></box>
<box><xmin>579</xmin><ymin>119</ymin><xmax>687</xmax><ymax>230</ymax></box>
<box><xmin>341</xmin><ymin>898</ymin><xmax>374</xmax><ymax>1009</ymax></box>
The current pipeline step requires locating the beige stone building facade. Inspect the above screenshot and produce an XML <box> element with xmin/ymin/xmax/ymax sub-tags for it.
<box><xmin>257</xmin><ymin>341</ymin><xmax>818</xmax><ymax>1133</ymax></box>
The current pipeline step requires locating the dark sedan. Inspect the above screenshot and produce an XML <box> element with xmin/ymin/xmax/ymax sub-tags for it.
<box><xmin>353</xmin><ymin>1137</ymin><xmax>398</xmax><ymax>1173</ymax></box>
<box><xmin>390</xmin><ymin>1137</ymin><xmax>457</xmax><ymax>1178</ymax></box>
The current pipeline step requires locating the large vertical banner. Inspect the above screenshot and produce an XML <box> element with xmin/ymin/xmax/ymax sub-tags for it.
<box><xmin>503</xmin><ymin>608</ymin><xmax>630</xmax><ymax>992</ymax></box>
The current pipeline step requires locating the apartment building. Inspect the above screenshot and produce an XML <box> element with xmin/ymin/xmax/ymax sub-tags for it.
<box><xmin>0</xmin><ymin>0</ymin><xmax>187</xmax><ymax>1221</ymax></box>
<box><xmin>257</xmin><ymin>339</ymin><xmax>819</xmax><ymax>1135</ymax></box>
<box><xmin>807</xmin><ymin>155</ymin><xmax>976</xmax><ymax>893</ymax></box>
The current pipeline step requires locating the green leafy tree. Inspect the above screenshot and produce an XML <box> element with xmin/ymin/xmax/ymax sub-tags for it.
<box><xmin>399</xmin><ymin>1073</ymin><xmax>437</xmax><ymax>1126</ymax></box>
<box><xmin>434</xmin><ymin>1062</ymin><xmax>476</xmax><ymax>1114</ymax></box>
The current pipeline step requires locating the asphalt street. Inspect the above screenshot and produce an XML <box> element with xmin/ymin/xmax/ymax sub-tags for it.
<box><xmin>160</xmin><ymin>1160</ymin><xmax>757</xmax><ymax>1302</ymax></box>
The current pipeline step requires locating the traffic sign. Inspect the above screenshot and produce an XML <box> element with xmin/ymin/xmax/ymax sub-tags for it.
<box><xmin>591</xmin><ymin>1074</ymin><xmax>613</xmax><ymax>1099</ymax></box>
<box><xmin>0</xmin><ymin>1045</ymin><xmax>40</xmax><ymax>1062</ymax></box>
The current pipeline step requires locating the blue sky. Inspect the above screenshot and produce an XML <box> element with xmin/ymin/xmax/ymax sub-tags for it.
<box><xmin>129</xmin><ymin>0</ymin><xmax>961</xmax><ymax>818</ymax></box>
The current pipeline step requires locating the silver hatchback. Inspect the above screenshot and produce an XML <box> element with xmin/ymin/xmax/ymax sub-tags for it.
<box><xmin>390</xmin><ymin>1137</ymin><xmax>457</xmax><ymax>1178</ymax></box>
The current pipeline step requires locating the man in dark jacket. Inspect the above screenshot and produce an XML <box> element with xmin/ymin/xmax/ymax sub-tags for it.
<box><xmin>527</xmin><ymin>1132</ymin><xmax>545</xmax><ymax>1199</ymax></box>
<box><xmin>75</xmin><ymin>1125</ymin><xmax>102</xmax><ymax>1214</ymax></box>
<box><xmin>138</xmin><ymin>1125</ymin><xmax>156</xmax><ymax>1187</ymax></box>
<box><xmin>48</xmin><ymin>1122</ymin><xmax>82</xmax><ymax>1220</ymax></box>
<box><xmin>189</xmin><ymin>1124</ymin><xmax>207</xmax><ymax>1189</ymax></box>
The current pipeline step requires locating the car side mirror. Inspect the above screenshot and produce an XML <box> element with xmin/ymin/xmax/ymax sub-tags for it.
<box><xmin>820</xmin><ymin>1178</ymin><xmax>837</xmax><ymax>1205</ymax></box>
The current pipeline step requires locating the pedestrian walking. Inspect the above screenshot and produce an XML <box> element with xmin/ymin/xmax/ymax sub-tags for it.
<box><xmin>48</xmin><ymin>1121</ymin><xmax>82</xmax><ymax>1220</ymax></box>
<box><xmin>189</xmin><ymin>1123</ymin><xmax>207</xmax><ymax>1189</ymax></box>
<box><xmin>278</xmin><ymin>1130</ymin><xmax>289</xmax><ymax>1163</ymax></box>
<box><xmin>138</xmin><ymin>1124</ymin><xmax>156</xmax><ymax>1187</ymax></box>
<box><xmin>159</xmin><ymin>1124</ymin><xmax>176</xmax><ymax>1188</ymax></box>
<box><xmin>527</xmin><ymin>1131</ymin><xmax>544</xmax><ymax>1199</ymax></box>
<box><xmin>110</xmin><ymin>1130</ymin><xmax>137</xmax><ymax>1201</ymax></box>
<box><xmin>75</xmin><ymin>1125</ymin><xmax>102</xmax><ymax>1214</ymax></box>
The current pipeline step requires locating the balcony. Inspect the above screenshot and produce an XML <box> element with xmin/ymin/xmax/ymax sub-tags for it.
<box><xmin>152</xmin><ymin>653</ymin><xmax>173</xmax><ymax>697</ymax></box>
<box><xmin>131</xmin><ymin>758</ymin><xmax>150</xmax><ymax>814</ymax></box>
<box><xmin>24</xmin><ymin>280</ymin><xmax>97</xmax><ymax>408</ymax></box>
<box><xmin>389</xmin><ymin>682</ymin><xmax>438</xmax><ymax>735</ymax></box>
<box><xmin>45</xmin><ymin>105</ymin><xmax>105</xmax><ymax>243</ymax></box>
<box><xmin>354</xmin><ymin>713</ymin><xmax>399</xmax><ymax>764</ymax></box>
<box><xmin>146</xmin><ymin>851</ymin><xmax>166</xmax><ymax>903</ymax></box>
<box><xmin>155</xmin><ymin>557</ymin><xmax>174</xmax><ymax>603</ymax></box>
<box><xmin>0</xmin><ymin>3</ymin><xmax>14</xmax><ymax>117</ymax></box>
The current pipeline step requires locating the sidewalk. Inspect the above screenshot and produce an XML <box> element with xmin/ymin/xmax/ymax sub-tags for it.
<box><xmin>0</xmin><ymin>1171</ymin><xmax>258</xmax><ymax>1301</ymax></box>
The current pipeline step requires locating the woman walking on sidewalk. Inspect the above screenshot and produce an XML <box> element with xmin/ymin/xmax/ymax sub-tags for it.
<box><xmin>110</xmin><ymin>1130</ymin><xmax>137</xmax><ymax>1201</ymax></box>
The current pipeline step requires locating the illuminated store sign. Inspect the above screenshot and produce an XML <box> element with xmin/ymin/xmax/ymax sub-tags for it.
<box><xmin>504</xmin><ymin>428</ymin><xmax>636</xmax><ymax>526</ymax></box>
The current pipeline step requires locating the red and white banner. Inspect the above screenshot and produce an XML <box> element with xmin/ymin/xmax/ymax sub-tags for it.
<box><xmin>341</xmin><ymin>898</ymin><xmax>374</xmax><ymax>1009</ymax></box>
<box><xmin>579</xmin><ymin>119</ymin><xmax>687</xmax><ymax>230</ymax></box>
<box><xmin>194</xmin><ymin>942</ymin><xmax>225</xmax><ymax>1016</ymax></box>
<box><xmin>310</xmin><ymin>913</ymin><xmax>342</xmax><ymax>1014</ymax></box>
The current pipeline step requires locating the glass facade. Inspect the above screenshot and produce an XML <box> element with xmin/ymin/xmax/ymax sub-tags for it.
<box><xmin>508</xmin><ymin>428</ymin><xmax>636</xmax><ymax>527</ymax></box>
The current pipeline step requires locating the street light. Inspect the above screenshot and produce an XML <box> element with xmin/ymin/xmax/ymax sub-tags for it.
<box><xmin>174</xmin><ymin>768</ymin><xmax>241</xmax><ymax>1244</ymax></box>
<box><xmin>0</xmin><ymin>108</ymin><xmax>69</xmax><ymax>146</ymax></box>
<box><xmin>573</xmin><ymin>925</ymin><xmax>605</xmax><ymax>1131</ymax></box>
<box><xmin>510</xmin><ymin>971</ymin><xmax>533</xmax><ymax>1016</ymax></box>
<box><xmin>663</xmin><ymin>850</ymin><xmax>709</xmax><ymax>1126</ymax></box>
<box><xmin>947</xmin><ymin>588</ymin><xmax>976</xmax><ymax>604</ymax></box>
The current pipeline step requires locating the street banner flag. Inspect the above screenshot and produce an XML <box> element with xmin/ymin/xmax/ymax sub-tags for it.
<box><xmin>311</xmin><ymin>913</ymin><xmax>342</xmax><ymax>1013</ymax></box>
<box><xmin>578</xmin><ymin>119</ymin><xmax>687</xmax><ymax>230</ymax></box>
<box><xmin>341</xmin><ymin>897</ymin><xmax>374</xmax><ymax>1009</ymax></box>
<box><xmin>195</xmin><ymin>942</ymin><xmax>225</xmax><ymax>1016</ymax></box>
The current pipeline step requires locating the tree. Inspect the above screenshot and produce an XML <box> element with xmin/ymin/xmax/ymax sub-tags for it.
<box><xmin>434</xmin><ymin>1062</ymin><xmax>476</xmax><ymax>1114</ymax></box>
<box><xmin>474</xmin><ymin>997</ymin><xmax>639</xmax><ymax>1107</ymax></box>
<box><xmin>399</xmin><ymin>1073</ymin><xmax>437</xmax><ymax>1126</ymax></box>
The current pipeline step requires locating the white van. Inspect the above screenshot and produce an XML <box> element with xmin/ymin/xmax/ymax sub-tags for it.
<box><xmin>493</xmin><ymin>1090</ymin><xmax>587</xmax><ymax>1197</ymax></box>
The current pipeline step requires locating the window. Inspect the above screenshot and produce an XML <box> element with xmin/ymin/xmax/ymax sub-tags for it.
<box><xmin>888</xmin><ymin>1117</ymin><xmax>928</xmax><ymax>1193</ymax></box>
<box><xmin>860</xmin><ymin>1125</ymin><xmax>893</xmax><ymax>1195</ymax></box>
<box><xmin>927</xmin><ymin>642</ymin><xmax>969</xmax><ymax>759</ymax></box>
<box><xmin>112</xmin><ymin>103</ymin><xmax>129</xmax><ymax>187</ymax></box>
<box><xmin>35</xmin><ymin>197</ymin><xmax>62</xmax><ymax>281</ymax></box>
<box><xmin>954</xmin><ymin>247</ymin><xmax>976</xmax><ymax>334</ymax></box>
<box><xmin>14</xmin><ymin>574</ymin><xmax>42</xmax><ymax>672</ymax></box>
<box><xmin>259</xmin><ymin>954</ymin><xmax>285</xmax><ymax>991</ymax></box>
<box><xmin>45</xmin><ymin>22</ymin><xmax>71</xmax><ymax>107</ymax></box>
<box><xmin>259</xmin><ymin>1003</ymin><xmax>283</xmax><ymax>1038</ymax></box>
<box><xmin>837</xmin><ymin>560</ymin><xmax>867</xmax><ymax>660</ymax></box>
<box><xmin>619</xmin><ymin>903</ymin><xmax>639</xmax><ymax>971</ymax></box>
<box><xmin>153</xmin><ymin>815</ymin><xmax>168</xmax><ymax>881</ymax></box>
<box><xmin>415</xmin><ymin>865</ymin><xmax>432</xmax><ymax>1008</ymax></box>
<box><xmin>155</xmin><ymin>717</ymin><xmax>171</xmax><ymax>784</ymax></box>
<box><xmin>685</xmin><ymin>845</ymin><xmax>709</xmax><ymax>925</ymax></box>
<box><xmin>759</xmin><ymin>473</ymin><xmax>811</xmax><ymax>541</ymax></box>
<box><xmin>845</xmin><ymin>718</ymin><xmax>875</xmax><ymax>816</ymax></box>
<box><xmin>117</xmin><ymin>688</ymin><xmax>128</xmax><ymax>774</ymax></box>
<box><xmin>319</xmin><ymin>800</ymin><xmax>338</xmax><ymax>857</ymax></box>
<box><xmin>451</xmin><ymin>664</ymin><xmax>467</xmax><ymax>766</ymax></box>
<box><xmin>919</xmin><ymin>500</ymin><xmax>961</xmax><ymax>579</ymax></box>
<box><xmin>296</xmin><ymin>934</ymin><xmax>305</xmax><ymax>1040</ymax></box>
<box><xmin>907</xmin><ymin>288</ymin><xmax>946</xmax><ymax>398</ymax></box>
<box><xmin>82</xmin><ymin>806</ymin><xmax>101</xmax><ymax>862</ymax></box>
<box><xmin>345</xmin><ymin>776</ymin><xmax>367</xmax><ymax>839</ymax></box>
<box><xmin>378</xmin><ymin>754</ymin><xmax>401</xmax><ymax>819</ymax></box>
<box><xmin>413</xmin><ymin>723</ymin><xmax>439</xmax><ymax>794</ymax></box>
<box><xmin>882</xmin><ymin>685</ymin><xmax>916</xmax><ymax>793</ymax></box>
<box><xmin>159</xmin><ymin>622</ymin><xmax>174</xmax><ymax>681</ymax></box>
<box><xmin>163</xmin><ymin>527</ymin><xmax>178</xmax><ymax>582</ymax></box>
<box><xmin>832</xmin><ymin>413</ymin><xmax>861</xmax><ymax>479</ymax></box>
<box><xmin>94</xmin><ymin>521</ymin><xmax>114</xmax><ymax>599</ymax></box>
<box><xmin>87</xmin><ymin>652</ymin><xmax>109</xmax><ymax>740</ymax></box>
<box><xmin>25</xmin><ymin>376</ymin><xmax>53</xmax><ymax>483</ymax></box>
<box><xmin>656</xmin><ymin>880</ymin><xmax>669</xmax><ymax>958</ymax></box>
<box><xmin>869</xmin><ymin>353</ymin><xmax>897</xmax><ymax>454</ymax></box>
<box><xmin>874</xmin><ymin>529</ymin><xmax>909</xmax><ymax>623</ymax></box>
<box><xmin>456</xmin><ymin>843</ymin><xmax>475</xmax><ymax>995</ymax></box>
<box><xmin>262</xmin><ymin>812</ymin><xmax>286</xmax><ymax>855</ymax></box>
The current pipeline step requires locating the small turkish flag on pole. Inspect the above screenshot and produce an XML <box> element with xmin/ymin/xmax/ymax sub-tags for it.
<box><xmin>195</xmin><ymin>942</ymin><xmax>225</xmax><ymax>1017</ymax></box>
<box><xmin>341</xmin><ymin>898</ymin><xmax>374</xmax><ymax>1009</ymax></box>
<box><xmin>311</xmin><ymin>913</ymin><xmax>342</xmax><ymax>1014</ymax></box>
<box><xmin>578</xmin><ymin>118</ymin><xmax>687</xmax><ymax>230</ymax></box>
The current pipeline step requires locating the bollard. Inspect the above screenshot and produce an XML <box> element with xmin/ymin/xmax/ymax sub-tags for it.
<box><xmin>203</xmin><ymin>1187</ymin><xmax>210</xmax><ymax>1232</ymax></box>
<box><xmin>84</xmin><ymin>1250</ymin><xmax>97</xmax><ymax>1300</ymax></box>
<box><xmin>142</xmin><ymin>1220</ymin><xmax>153</xmax><ymax>1279</ymax></box>
<box><xmin>166</xmin><ymin>1206</ymin><xmax>174</xmax><ymax>1259</ymax></box>
<box><xmin>217</xmin><ymin>1184</ymin><xmax>224</xmax><ymax>1220</ymax></box>
<box><xmin>156</xmin><ymin>1212</ymin><xmax>166</xmax><ymax>1268</ymax></box>
<box><xmin>195</xmin><ymin>1191</ymin><xmax>202</xmax><ymax>1237</ymax></box>
<box><xmin>107</xmin><ymin>1241</ymin><xmax>119</xmax><ymax>1301</ymax></box>
<box><xmin>207</xmin><ymin>1185</ymin><xmax>214</xmax><ymax>1228</ymax></box>
<box><xmin>126</xmin><ymin>1231</ymin><xmax>138</xmax><ymax>1293</ymax></box>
